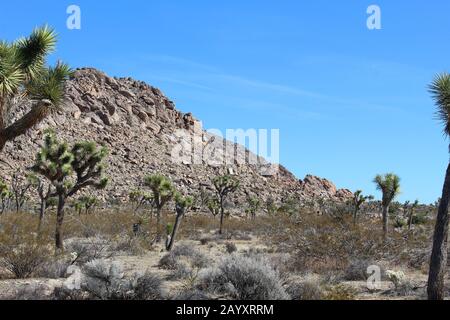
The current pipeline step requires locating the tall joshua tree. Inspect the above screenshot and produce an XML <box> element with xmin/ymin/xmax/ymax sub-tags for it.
<box><xmin>166</xmin><ymin>193</ymin><xmax>193</xmax><ymax>251</ymax></box>
<box><xmin>352</xmin><ymin>190</ymin><xmax>374</xmax><ymax>224</ymax></box>
<box><xmin>213</xmin><ymin>175</ymin><xmax>239</xmax><ymax>235</ymax></box>
<box><xmin>373</xmin><ymin>173</ymin><xmax>401</xmax><ymax>239</ymax></box>
<box><xmin>31</xmin><ymin>130</ymin><xmax>108</xmax><ymax>251</ymax></box>
<box><xmin>144</xmin><ymin>174</ymin><xmax>175</xmax><ymax>242</ymax></box>
<box><xmin>0</xmin><ymin>26</ymin><xmax>72</xmax><ymax>152</ymax></box>
<box><xmin>407</xmin><ymin>200</ymin><xmax>419</xmax><ymax>230</ymax></box>
<box><xmin>427</xmin><ymin>73</ymin><xmax>450</xmax><ymax>300</ymax></box>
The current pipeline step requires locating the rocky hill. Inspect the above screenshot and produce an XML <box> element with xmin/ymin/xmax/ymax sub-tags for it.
<box><xmin>0</xmin><ymin>68</ymin><xmax>352</xmax><ymax>209</ymax></box>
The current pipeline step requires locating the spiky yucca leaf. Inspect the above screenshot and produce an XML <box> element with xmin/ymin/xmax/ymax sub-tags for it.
<box><xmin>15</xmin><ymin>25</ymin><xmax>57</xmax><ymax>79</ymax></box>
<box><xmin>429</xmin><ymin>73</ymin><xmax>450</xmax><ymax>136</ymax></box>
<box><xmin>26</xmin><ymin>61</ymin><xmax>72</xmax><ymax>107</ymax></box>
<box><xmin>0</xmin><ymin>42</ymin><xmax>24</xmax><ymax>96</ymax></box>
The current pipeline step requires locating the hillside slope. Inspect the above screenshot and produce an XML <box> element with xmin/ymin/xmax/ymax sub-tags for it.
<box><xmin>0</xmin><ymin>68</ymin><xmax>351</xmax><ymax>207</ymax></box>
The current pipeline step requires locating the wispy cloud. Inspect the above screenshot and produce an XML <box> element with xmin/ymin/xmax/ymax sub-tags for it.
<box><xmin>134</xmin><ymin>54</ymin><xmax>401</xmax><ymax>114</ymax></box>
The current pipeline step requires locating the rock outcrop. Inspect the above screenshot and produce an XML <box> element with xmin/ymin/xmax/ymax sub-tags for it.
<box><xmin>0</xmin><ymin>68</ymin><xmax>352</xmax><ymax>209</ymax></box>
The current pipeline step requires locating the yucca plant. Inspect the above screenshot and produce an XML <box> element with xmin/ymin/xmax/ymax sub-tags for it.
<box><xmin>144</xmin><ymin>174</ymin><xmax>175</xmax><ymax>242</ymax></box>
<box><xmin>427</xmin><ymin>73</ymin><xmax>450</xmax><ymax>300</ymax></box>
<box><xmin>0</xmin><ymin>26</ymin><xmax>72</xmax><ymax>152</ymax></box>
<box><xmin>373</xmin><ymin>173</ymin><xmax>401</xmax><ymax>239</ymax></box>
<box><xmin>31</xmin><ymin>130</ymin><xmax>108</xmax><ymax>251</ymax></box>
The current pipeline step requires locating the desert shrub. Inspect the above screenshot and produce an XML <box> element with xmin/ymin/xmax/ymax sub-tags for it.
<box><xmin>170</xmin><ymin>261</ymin><xmax>196</xmax><ymax>280</ymax></box>
<box><xmin>0</xmin><ymin>243</ymin><xmax>51</xmax><ymax>279</ymax></box>
<box><xmin>14</xmin><ymin>283</ymin><xmax>54</xmax><ymax>300</ymax></box>
<box><xmin>344</xmin><ymin>258</ymin><xmax>376</xmax><ymax>281</ymax></box>
<box><xmin>132</xmin><ymin>271</ymin><xmax>165</xmax><ymax>300</ymax></box>
<box><xmin>225</xmin><ymin>242</ymin><xmax>237</xmax><ymax>254</ymax></box>
<box><xmin>159</xmin><ymin>244</ymin><xmax>209</xmax><ymax>270</ymax></box>
<box><xmin>393</xmin><ymin>217</ymin><xmax>407</xmax><ymax>229</ymax></box>
<box><xmin>412</xmin><ymin>212</ymin><xmax>428</xmax><ymax>225</ymax></box>
<box><xmin>199</xmin><ymin>237</ymin><xmax>210</xmax><ymax>245</ymax></box>
<box><xmin>81</xmin><ymin>259</ymin><xmax>129</xmax><ymax>299</ymax></box>
<box><xmin>197</xmin><ymin>254</ymin><xmax>289</xmax><ymax>300</ymax></box>
<box><xmin>36</xmin><ymin>257</ymin><xmax>72</xmax><ymax>279</ymax></box>
<box><xmin>65</xmin><ymin>237</ymin><xmax>114</xmax><ymax>265</ymax></box>
<box><xmin>287</xmin><ymin>276</ymin><xmax>324</xmax><ymax>300</ymax></box>
<box><xmin>112</xmin><ymin>234</ymin><xmax>146</xmax><ymax>256</ymax></box>
<box><xmin>172</xmin><ymin>289</ymin><xmax>210</xmax><ymax>300</ymax></box>
<box><xmin>323</xmin><ymin>284</ymin><xmax>357</xmax><ymax>300</ymax></box>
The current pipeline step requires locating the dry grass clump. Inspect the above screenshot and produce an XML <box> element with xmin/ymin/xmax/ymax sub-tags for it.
<box><xmin>286</xmin><ymin>275</ymin><xmax>324</xmax><ymax>300</ymax></box>
<box><xmin>0</xmin><ymin>213</ymin><xmax>52</xmax><ymax>279</ymax></box>
<box><xmin>159</xmin><ymin>243</ymin><xmax>210</xmax><ymax>280</ymax></box>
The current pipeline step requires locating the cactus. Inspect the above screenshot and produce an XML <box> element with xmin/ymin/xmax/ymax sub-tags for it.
<box><xmin>352</xmin><ymin>190</ymin><xmax>374</xmax><ymax>224</ymax></box>
<box><xmin>213</xmin><ymin>175</ymin><xmax>239</xmax><ymax>235</ymax></box>
<box><xmin>144</xmin><ymin>174</ymin><xmax>175</xmax><ymax>242</ymax></box>
<box><xmin>166</xmin><ymin>193</ymin><xmax>193</xmax><ymax>251</ymax></box>
<box><xmin>0</xmin><ymin>179</ymin><xmax>12</xmax><ymax>215</ymax></box>
<box><xmin>31</xmin><ymin>130</ymin><xmax>108</xmax><ymax>251</ymax></box>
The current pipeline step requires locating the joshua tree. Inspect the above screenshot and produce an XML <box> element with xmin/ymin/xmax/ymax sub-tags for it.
<box><xmin>165</xmin><ymin>193</ymin><xmax>193</xmax><ymax>251</ymax></box>
<box><xmin>407</xmin><ymin>200</ymin><xmax>420</xmax><ymax>230</ymax></box>
<box><xmin>352</xmin><ymin>190</ymin><xmax>374</xmax><ymax>224</ymax></box>
<box><xmin>213</xmin><ymin>175</ymin><xmax>239</xmax><ymax>234</ymax></box>
<box><xmin>129</xmin><ymin>189</ymin><xmax>153</xmax><ymax>214</ymax></box>
<box><xmin>207</xmin><ymin>197</ymin><xmax>220</xmax><ymax>219</ymax></box>
<box><xmin>28</xmin><ymin>174</ymin><xmax>54</xmax><ymax>232</ymax></box>
<box><xmin>10</xmin><ymin>171</ymin><xmax>34</xmax><ymax>213</ymax></box>
<box><xmin>265</xmin><ymin>197</ymin><xmax>277</xmax><ymax>216</ymax></box>
<box><xmin>74</xmin><ymin>196</ymin><xmax>98</xmax><ymax>215</ymax></box>
<box><xmin>0</xmin><ymin>26</ymin><xmax>72</xmax><ymax>152</ymax></box>
<box><xmin>144</xmin><ymin>174</ymin><xmax>175</xmax><ymax>242</ymax></box>
<box><xmin>0</xmin><ymin>179</ymin><xmax>11</xmax><ymax>215</ymax></box>
<box><xmin>373</xmin><ymin>173</ymin><xmax>401</xmax><ymax>239</ymax></box>
<box><xmin>245</xmin><ymin>196</ymin><xmax>261</xmax><ymax>219</ymax></box>
<box><xmin>195</xmin><ymin>186</ymin><xmax>209</xmax><ymax>212</ymax></box>
<box><xmin>427</xmin><ymin>73</ymin><xmax>450</xmax><ymax>300</ymax></box>
<box><xmin>31</xmin><ymin>130</ymin><xmax>108</xmax><ymax>251</ymax></box>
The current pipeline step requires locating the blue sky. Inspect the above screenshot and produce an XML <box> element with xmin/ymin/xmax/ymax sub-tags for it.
<box><xmin>1</xmin><ymin>0</ymin><xmax>449</xmax><ymax>203</ymax></box>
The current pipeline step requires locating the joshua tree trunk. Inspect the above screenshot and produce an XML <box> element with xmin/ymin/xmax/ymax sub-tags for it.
<box><xmin>155</xmin><ymin>207</ymin><xmax>162</xmax><ymax>242</ymax></box>
<box><xmin>55</xmin><ymin>193</ymin><xmax>66</xmax><ymax>251</ymax></box>
<box><xmin>408</xmin><ymin>209</ymin><xmax>414</xmax><ymax>230</ymax></box>
<box><xmin>37</xmin><ymin>199</ymin><xmax>46</xmax><ymax>233</ymax></box>
<box><xmin>427</xmin><ymin>163</ymin><xmax>450</xmax><ymax>300</ymax></box>
<box><xmin>0</xmin><ymin>136</ymin><xmax>5</xmax><ymax>153</ymax></box>
<box><xmin>353</xmin><ymin>207</ymin><xmax>358</xmax><ymax>225</ymax></box>
<box><xmin>166</xmin><ymin>212</ymin><xmax>183</xmax><ymax>251</ymax></box>
<box><xmin>382</xmin><ymin>205</ymin><xmax>389</xmax><ymax>239</ymax></box>
<box><xmin>219</xmin><ymin>198</ymin><xmax>225</xmax><ymax>235</ymax></box>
